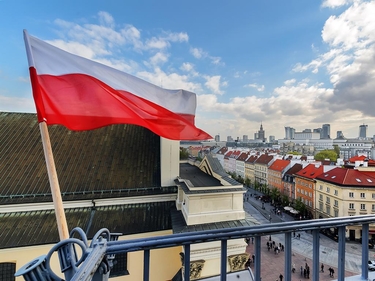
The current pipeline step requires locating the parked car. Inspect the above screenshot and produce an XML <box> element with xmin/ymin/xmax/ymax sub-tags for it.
<box><xmin>368</xmin><ymin>261</ymin><xmax>375</xmax><ymax>271</ymax></box>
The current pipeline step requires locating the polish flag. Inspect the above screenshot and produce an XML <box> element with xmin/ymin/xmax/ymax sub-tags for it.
<box><xmin>23</xmin><ymin>30</ymin><xmax>212</xmax><ymax>141</ymax></box>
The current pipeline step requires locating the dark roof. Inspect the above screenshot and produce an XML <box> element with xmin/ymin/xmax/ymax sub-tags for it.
<box><xmin>284</xmin><ymin>163</ymin><xmax>303</xmax><ymax>176</ymax></box>
<box><xmin>0</xmin><ymin>112</ymin><xmax>164</xmax><ymax>205</ymax></box>
<box><xmin>200</xmin><ymin>154</ymin><xmax>228</xmax><ymax>177</ymax></box>
<box><xmin>0</xmin><ymin>201</ymin><xmax>175</xmax><ymax>249</ymax></box>
<box><xmin>254</xmin><ymin>154</ymin><xmax>273</xmax><ymax>165</ymax></box>
<box><xmin>170</xmin><ymin>208</ymin><xmax>256</xmax><ymax>234</ymax></box>
<box><xmin>179</xmin><ymin>162</ymin><xmax>222</xmax><ymax>187</ymax></box>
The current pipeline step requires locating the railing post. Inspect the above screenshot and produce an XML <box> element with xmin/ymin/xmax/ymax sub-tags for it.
<box><xmin>362</xmin><ymin>223</ymin><xmax>369</xmax><ymax>280</ymax></box>
<box><xmin>184</xmin><ymin>244</ymin><xmax>190</xmax><ymax>281</ymax></box>
<box><xmin>254</xmin><ymin>236</ymin><xmax>261</xmax><ymax>281</ymax></box>
<box><xmin>284</xmin><ymin>232</ymin><xmax>292</xmax><ymax>281</ymax></box>
<box><xmin>143</xmin><ymin>249</ymin><xmax>150</xmax><ymax>281</ymax></box>
<box><xmin>337</xmin><ymin>226</ymin><xmax>346</xmax><ymax>281</ymax></box>
<box><xmin>312</xmin><ymin>229</ymin><xmax>320</xmax><ymax>281</ymax></box>
<box><xmin>220</xmin><ymin>239</ymin><xmax>227</xmax><ymax>281</ymax></box>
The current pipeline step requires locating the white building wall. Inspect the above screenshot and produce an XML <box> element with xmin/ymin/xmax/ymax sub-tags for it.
<box><xmin>160</xmin><ymin>138</ymin><xmax>179</xmax><ymax>186</ymax></box>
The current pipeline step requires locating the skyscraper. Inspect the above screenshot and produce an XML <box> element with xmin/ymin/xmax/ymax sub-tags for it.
<box><xmin>284</xmin><ymin>126</ymin><xmax>295</xmax><ymax>139</ymax></box>
<box><xmin>321</xmin><ymin>124</ymin><xmax>331</xmax><ymax>139</ymax></box>
<box><xmin>359</xmin><ymin>124</ymin><xmax>368</xmax><ymax>138</ymax></box>
<box><xmin>258</xmin><ymin>123</ymin><xmax>265</xmax><ymax>141</ymax></box>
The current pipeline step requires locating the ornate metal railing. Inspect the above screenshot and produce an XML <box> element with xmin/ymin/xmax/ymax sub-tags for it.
<box><xmin>15</xmin><ymin>214</ymin><xmax>375</xmax><ymax>281</ymax></box>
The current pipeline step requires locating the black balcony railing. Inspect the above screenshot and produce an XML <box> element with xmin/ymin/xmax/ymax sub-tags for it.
<box><xmin>15</xmin><ymin>214</ymin><xmax>375</xmax><ymax>281</ymax></box>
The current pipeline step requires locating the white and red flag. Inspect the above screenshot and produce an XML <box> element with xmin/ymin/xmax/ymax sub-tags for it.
<box><xmin>23</xmin><ymin>30</ymin><xmax>211</xmax><ymax>140</ymax></box>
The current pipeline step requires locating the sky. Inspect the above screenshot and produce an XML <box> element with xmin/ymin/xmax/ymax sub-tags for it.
<box><xmin>1</xmin><ymin>0</ymin><xmax>375</xmax><ymax>140</ymax></box>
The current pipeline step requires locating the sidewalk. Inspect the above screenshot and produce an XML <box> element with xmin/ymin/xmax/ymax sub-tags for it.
<box><xmin>243</xmin><ymin>187</ymin><xmax>373</xmax><ymax>281</ymax></box>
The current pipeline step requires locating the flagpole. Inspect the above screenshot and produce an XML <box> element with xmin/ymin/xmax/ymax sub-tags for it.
<box><xmin>39</xmin><ymin>122</ymin><xmax>69</xmax><ymax>240</ymax></box>
<box><xmin>23</xmin><ymin>30</ymin><xmax>69</xmax><ymax>240</ymax></box>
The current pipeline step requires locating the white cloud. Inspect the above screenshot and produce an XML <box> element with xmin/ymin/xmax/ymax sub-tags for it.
<box><xmin>321</xmin><ymin>0</ymin><xmax>354</xmax><ymax>8</ymax></box>
<box><xmin>284</xmin><ymin>79</ymin><xmax>296</xmax><ymax>86</ymax></box>
<box><xmin>137</xmin><ymin>68</ymin><xmax>202</xmax><ymax>93</ymax></box>
<box><xmin>98</xmin><ymin>11</ymin><xmax>115</xmax><ymax>28</ymax></box>
<box><xmin>204</xmin><ymin>75</ymin><xmax>224</xmax><ymax>95</ymax></box>
<box><xmin>190</xmin><ymin>47</ymin><xmax>207</xmax><ymax>59</ymax></box>
<box><xmin>245</xmin><ymin>83</ymin><xmax>265</xmax><ymax>92</ymax></box>
<box><xmin>180</xmin><ymin>62</ymin><xmax>194</xmax><ymax>72</ymax></box>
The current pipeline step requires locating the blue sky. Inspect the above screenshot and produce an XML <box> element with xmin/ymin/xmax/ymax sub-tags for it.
<box><xmin>1</xmin><ymin>0</ymin><xmax>375</xmax><ymax>140</ymax></box>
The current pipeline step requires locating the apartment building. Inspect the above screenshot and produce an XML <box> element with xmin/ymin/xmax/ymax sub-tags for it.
<box><xmin>315</xmin><ymin>167</ymin><xmax>375</xmax><ymax>241</ymax></box>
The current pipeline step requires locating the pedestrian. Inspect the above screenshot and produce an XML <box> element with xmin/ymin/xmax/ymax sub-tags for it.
<box><xmin>321</xmin><ymin>263</ymin><xmax>324</xmax><ymax>272</ymax></box>
<box><xmin>307</xmin><ymin>267</ymin><xmax>310</xmax><ymax>279</ymax></box>
<box><xmin>303</xmin><ymin>268</ymin><xmax>306</xmax><ymax>278</ymax></box>
<box><xmin>252</xmin><ymin>254</ymin><xmax>255</xmax><ymax>262</ymax></box>
<box><xmin>300</xmin><ymin>266</ymin><xmax>303</xmax><ymax>276</ymax></box>
<box><xmin>279</xmin><ymin>274</ymin><xmax>283</xmax><ymax>281</ymax></box>
<box><xmin>293</xmin><ymin>231</ymin><xmax>296</xmax><ymax>238</ymax></box>
<box><xmin>252</xmin><ymin>237</ymin><xmax>254</xmax><ymax>244</ymax></box>
<box><xmin>267</xmin><ymin>241</ymin><xmax>270</xmax><ymax>248</ymax></box>
<box><xmin>331</xmin><ymin>268</ymin><xmax>334</xmax><ymax>277</ymax></box>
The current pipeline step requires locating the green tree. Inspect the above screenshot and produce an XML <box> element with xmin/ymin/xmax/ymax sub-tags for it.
<box><xmin>281</xmin><ymin>194</ymin><xmax>289</xmax><ymax>206</ymax></box>
<box><xmin>270</xmin><ymin>188</ymin><xmax>280</xmax><ymax>202</ymax></box>
<box><xmin>294</xmin><ymin>198</ymin><xmax>306</xmax><ymax>214</ymax></box>
<box><xmin>180</xmin><ymin>148</ymin><xmax>189</xmax><ymax>160</ymax></box>
<box><xmin>245</xmin><ymin>177</ymin><xmax>251</xmax><ymax>187</ymax></box>
<box><xmin>314</xmin><ymin>149</ymin><xmax>338</xmax><ymax>162</ymax></box>
<box><xmin>333</xmin><ymin>145</ymin><xmax>340</xmax><ymax>158</ymax></box>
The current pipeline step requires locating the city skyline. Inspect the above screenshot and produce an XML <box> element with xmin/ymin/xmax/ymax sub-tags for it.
<box><xmin>218</xmin><ymin>122</ymin><xmax>372</xmax><ymax>142</ymax></box>
<box><xmin>1</xmin><ymin>1</ymin><xmax>375</xmax><ymax>139</ymax></box>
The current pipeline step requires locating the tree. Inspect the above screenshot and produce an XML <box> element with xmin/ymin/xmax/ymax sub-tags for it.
<box><xmin>314</xmin><ymin>149</ymin><xmax>338</xmax><ymax>162</ymax></box>
<box><xmin>180</xmin><ymin>148</ymin><xmax>189</xmax><ymax>160</ymax></box>
<box><xmin>333</xmin><ymin>145</ymin><xmax>340</xmax><ymax>158</ymax></box>
<box><xmin>245</xmin><ymin>177</ymin><xmax>251</xmax><ymax>187</ymax></box>
<box><xmin>294</xmin><ymin>198</ymin><xmax>306</xmax><ymax>214</ymax></box>
<box><xmin>270</xmin><ymin>188</ymin><xmax>280</xmax><ymax>202</ymax></box>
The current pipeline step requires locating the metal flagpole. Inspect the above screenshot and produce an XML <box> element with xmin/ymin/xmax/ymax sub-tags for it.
<box><xmin>23</xmin><ymin>29</ymin><xmax>69</xmax><ymax>240</ymax></box>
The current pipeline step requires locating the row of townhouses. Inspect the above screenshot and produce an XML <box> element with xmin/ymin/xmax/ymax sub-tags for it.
<box><xmin>187</xmin><ymin>146</ymin><xmax>375</xmax><ymax>242</ymax></box>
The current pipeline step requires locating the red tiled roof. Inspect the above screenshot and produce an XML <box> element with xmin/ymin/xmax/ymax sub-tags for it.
<box><xmin>268</xmin><ymin>159</ymin><xmax>290</xmax><ymax>172</ymax></box>
<box><xmin>245</xmin><ymin>155</ymin><xmax>258</xmax><ymax>164</ymax></box>
<box><xmin>316</xmin><ymin>167</ymin><xmax>375</xmax><ymax>186</ymax></box>
<box><xmin>295</xmin><ymin>163</ymin><xmax>324</xmax><ymax>179</ymax></box>
<box><xmin>237</xmin><ymin>152</ymin><xmax>250</xmax><ymax>161</ymax></box>
<box><xmin>348</xmin><ymin>155</ymin><xmax>367</xmax><ymax>163</ymax></box>
<box><xmin>217</xmin><ymin>147</ymin><xmax>228</xmax><ymax>155</ymax></box>
<box><xmin>255</xmin><ymin>154</ymin><xmax>274</xmax><ymax>165</ymax></box>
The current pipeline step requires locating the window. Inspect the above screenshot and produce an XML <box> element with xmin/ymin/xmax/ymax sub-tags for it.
<box><xmin>349</xmin><ymin>192</ymin><xmax>354</xmax><ymax>198</ymax></box>
<box><xmin>361</xmin><ymin>204</ymin><xmax>366</xmax><ymax>210</ymax></box>
<box><xmin>326</xmin><ymin>206</ymin><xmax>330</xmax><ymax>215</ymax></box>
<box><xmin>334</xmin><ymin>209</ymin><xmax>339</xmax><ymax>217</ymax></box>
<box><xmin>319</xmin><ymin>202</ymin><xmax>323</xmax><ymax>211</ymax></box>
<box><xmin>349</xmin><ymin>203</ymin><xmax>354</xmax><ymax>209</ymax></box>
<box><xmin>372</xmin><ymin>193</ymin><xmax>375</xmax><ymax>199</ymax></box>
<box><xmin>326</xmin><ymin>197</ymin><xmax>330</xmax><ymax>204</ymax></box>
<box><xmin>0</xmin><ymin>263</ymin><xmax>16</xmax><ymax>281</ymax></box>
<box><xmin>334</xmin><ymin>200</ymin><xmax>338</xmax><ymax>207</ymax></box>
<box><xmin>320</xmin><ymin>185</ymin><xmax>323</xmax><ymax>190</ymax></box>
<box><xmin>372</xmin><ymin>204</ymin><xmax>375</xmax><ymax>211</ymax></box>
<box><xmin>326</xmin><ymin>187</ymin><xmax>330</xmax><ymax>193</ymax></box>
<box><xmin>319</xmin><ymin>194</ymin><xmax>323</xmax><ymax>201</ymax></box>
<box><xmin>334</xmin><ymin>190</ymin><xmax>338</xmax><ymax>196</ymax></box>
<box><xmin>360</xmin><ymin>193</ymin><xmax>365</xmax><ymax>198</ymax></box>
<box><xmin>109</xmin><ymin>253</ymin><xmax>129</xmax><ymax>277</ymax></box>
